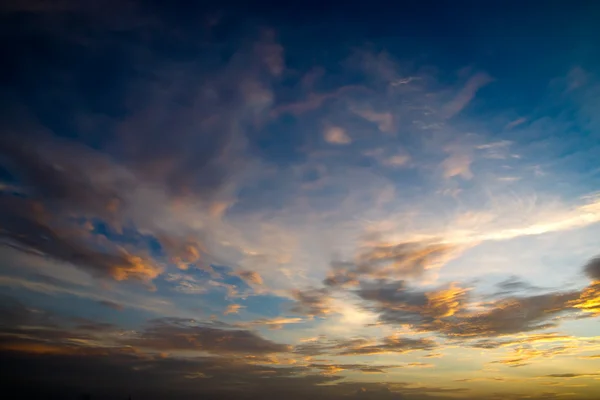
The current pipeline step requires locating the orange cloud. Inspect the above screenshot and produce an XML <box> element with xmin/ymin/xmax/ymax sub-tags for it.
<box><xmin>224</xmin><ymin>304</ymin><xmax>245</xmax><ymax>315</ymax></box>
<box><xmin>110</xmin><ymin>253</ymin><xmax>162</xmax><ymax>282</ymax></box>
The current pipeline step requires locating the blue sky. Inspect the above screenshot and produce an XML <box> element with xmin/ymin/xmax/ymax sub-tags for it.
<box><xmin>1</xmin><ymin>1</ymin><xmax>600</xmax><ymax>399</ymax></box>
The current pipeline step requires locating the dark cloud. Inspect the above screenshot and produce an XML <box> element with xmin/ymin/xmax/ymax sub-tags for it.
<box><xmin>583</xmin><ymin>257</ymin><xmax>600</xmax><ymax>282</ymax></box>
<box><xmin>544</xmin><ymin>373</ymin><xmax>600</xmax><ymax>378</ymax></box>
<box><xmin>493</xmin><ymin>276</ymin><xmax>542</xmax><ymax>296</ymax></box>
<box><xmin>0</xmin><ymin>301</ymin><xmax>112</xmax><ymax>352</ymax></box>
<box><xmin>325</xmin><ymin>240</ymin><xmax>459</xmax><ymax>287</ymax></box>
<box><xmin>357</xmin><ymin>280</ymin><xmax>469</xmax><ymax>324</ymax></box>
<box><xmin>122</xmin><ymin>317</ymin><xmax>290</xmax><ymax>354</ymax></box>
<box><xmin>0</xmin><ymin>347</ymin><xmax>305</xmax><ymax>400</ymax></box>
<box><xmin>0</xmin><ymin>194</ymin><xmax>162</xmax><ymax>281</ymax></box>
<box><xmin>291</xmin><ymin>288</ymin><xmax>334</xmax><ymax>316</ymax></box>
<box><xmin>0</xmin><ymin>135</ymin><xmax>128</xmax><ymax>219</ymax></box>
<box><xmin>336</xmin><ymin>336</ymin><xmax>437</xmax><ymax>356</ymax></box>
<box><xmin>295</xmin><ymin>337</ymin><xmax>368</xmax><ymax>356</ymax></box>
<box><xmin>0</xmin><ymin>307</ymin><xmax>458</xmax><ymax>400</ymax></box>
<box><xmin>0</xmin><ymin>345</ymin><xmax>474</xmax><ymax>400</ymax></box>
<box><xmin>350</xmin><ymin>256</ymin><xmax>600</xmax><ymax>337</ymax></box>
<box><xmin>237</xmin><ymin>270</ymin><xmax>264</xmax><ymax>285</ymax></box>
<box><xmin>426</xmin><ymin>291</ymin><xmax>580</xmax><ymax>337</ymax></box>
<box><xmin>356</xmin><ymin>278</ymin><xmax>587</xmax><ymax>338</ymax></box>
<box><xmin>356</xmin><ymin>240</ymin><xmax>457</xmax><ymax>279</ymax></box>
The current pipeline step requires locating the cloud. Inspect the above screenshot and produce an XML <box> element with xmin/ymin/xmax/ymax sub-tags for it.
<box><xmin>406</xmin><ymin>362</ymin><xmax>434</xmax><ymax>368</ymax></box>
<box><xmin>98</xmin><ymin>300</ymin><xmax>125</xmax><ymax>311</ymax></box>
<box><xmin>357</xmin><ymin>280</ymin><xmax>469</xmax><ymax>324</ymax></box>
<box><xmin>382</xmin><ymin>154</ymin><xmax>410</xmax><ymax>168</ymax></box>
<box><xmin>0</xmin><ymin>195</ymin><xmax>162</xmax><ymax>282</ymax></box>
<box><xmin>224</xmin><ymin>304</ymin><xmax>244</xmax><ymax>315</ymax></box>
<box><xmin>308</xmin><ymin>363</ymin><xmax>400</xmax><ymax>375</ymax></box>
<box><xmin>352</xmin><ymin>109</ymin><xmax>395</xmax><ymax>134</ymax></box>
<box><xmin>543</xmin><ymin>373</ymin><xmax>600</xmax><ymax>379</ymax></box>
<box><xmin>583</xmin><ymin>257</ymin><xmax>600</xmax><ymax>282</ymax></box>
<box><xmin>337</xmin><ymin>335</ymin><xmax>437</xmax><ymax>356</ymax></box>
<box><xmin>442</xmin><ymin>72</ymin><xmax>493</xmax><ymax>118</ymax></box>
<box><xmin>0</xmin><ymin>20</ymin><xmax>288</xmax><ymax>286</ymax></box>
<box><xmin>505</xmin><ymin>117</ymin><xmax>527</xmax><ymax>130</ymax></box>
<box><xmin>122</xmin><ymin>318</ymin><xmax>290</xmax><ymax>354</ymax></box>
<box><xmin>493</xmin><ymin>276</ymin><xmax>544</xmax><ymax>297</ymax></box>
<box><xmin>0</xmin><ymin>343</ymin><xmax>474</xmax><ymax>400</ymax></box>
<box><xmin>237</xmin><ymin>270</ymin><xmax>264</xmax><ymax>285</ymax></box>
<box><xmin>428</xmin><ymin>290</ymin><xmax>577</xmax><ymax>337</ymax></box>
<box><xmin>237</xmin><ymin>317</ymin><xmax>305</xmax><ymax>330</ymax></box>
<box><xmin>579</xmin><ymin>354</ymin><xmax>600</xmax><ymax>359</ymax></box>
<box><xmin>354</xmin><ymin>266</ymin><xmax>600</xmax><ymax>338</ymax></box>
<box><xmin>2</xmin><ymin>4</ymin><xmax>600</xmax><ymax>399</ymax></box>
<box><xmin>491</xmin><ymin>346</ymin><xmax>577</xmax><ymax>367</ymax></box>
<box><xmin>469</xmin><ymin>333</ymin><xmax>575</xmax><ymax>349</ymax></box>
<box><xmin>270</xmin><ymin>85</ymin><xmax>365</xmax><ymax>117</ymax></box>
<box><xmin>572</xmin><ymin>282</ymin><xmax>600</xmax><ymax>316</ymax></box>
<box><xmin>336</xmin><ymin>239</ymin><xmax>461</xmax><ymax>282</ymax></box>
<box><xmin>294</xmin><ymin>335</ymin><xmax>436</xmax><ymax>356</ymax></box>
<box><xmin>441</xmin><ymin>151</ymin><xmax>473</xmax><ymax>180</ymax></box>
<box><xmin>291</xmin><ymin>288</ymin><xmax>334</xmax><ymax>317</ymax></box>
<box><xmin>0</xmin><ymin>298</ymin><xmax>458</xmax><ymax>400</ymax></box>
<box><xmin>255</xmin><ymin>28</ymin><xmax>285</xmax><ymax>76</ymax></box>
<box><xmin>324</xmin><ymin>126</ymin><xmax>352</xmax><ymax>145</ymax></box>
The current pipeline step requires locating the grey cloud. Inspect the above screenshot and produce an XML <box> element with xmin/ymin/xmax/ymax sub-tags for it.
<box><xmin>325</xmin><ymin>240</ymin><xmax>459</xmax><ymax>288</ymax></box>
<box><xmin>0</xmin><ymin>348</ymin><xmax>312</xmax><ymax>399</ymax></box>
<box><xmin>544</xmin><ymin>373</ymin><xmax>600</xmax><ymax>378</ymax></box>
<box><xmin>122</xmin><ymin>317</ymin><xmax>290</xmax><ymax>354</ymax></box>
<box><xmin>354</xmin><ymin>256</ymin><xmax>600</xmax><ymax>337</ymax></box>
<box><xmin>294</xmin><ymin>337</ymin><xmax>369</xmax><ymax>356</ymax></box>
<box><xmin>0</xmin><ymin>135</ymin><xmax>128</xmax><ymax>219</ymax></box>
<box><xmin>420</xmin><ymin>291</ymin><xmax>576</xmax><ymax>337</ymax></box>
<box><xmin>357</xmin><ymin>280</ymin><xmax>468</xmax><ymax>325</ymax></box>
<box><xmin>0</xmin><ymin>195</ymin><xmax>161</xmax><ymax>281</ymax></box>
<box><xmin>492</xmin><ymin>276</ymin><xmax>546</xmax><ymax>298</ymax></box>
<box><xmin>356</xmin><ymin>278</ymin><xmax>585</xmax><ymax>338</ymax></box>
<box><xmin>337</xmin><ymin>336</ymin><xmax>436</xmax><ymax>356</ymax></box>
<box><xmin>0</xmin><ymin>346</ymin><xmax>472</xmax><ymax>400</ymax></box>
<box><xmin>291</xmin><ymin>288</ymin><xmax>333</xmax><ymax>316</ymax></box>
<box><xmin>357</xmin><ymin>240</ymin><xmax>457</xmax><ymax>279</ymax></box>
<box><xmin>584</xmin><ymin>257</ymin><xmax>600</xmax><ymax>281</ymax></box>
<box><xmin>496</xmin><ymin>276</ymin><xmax>540</xmax><ymax>292</ymax></box>
<box><xmin>237</xmin><ymin>270</ymin><xmax>264</xmax><ymax>285</ymax></box>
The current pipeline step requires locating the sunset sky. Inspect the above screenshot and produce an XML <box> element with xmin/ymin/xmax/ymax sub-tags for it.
<box><xmin>1</xmin><ymin>1</ymin><xmax>600</xmax><ymax>399</ymax></box>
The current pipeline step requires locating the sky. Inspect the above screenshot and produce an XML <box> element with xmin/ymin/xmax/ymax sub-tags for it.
<box><xmin>1</xmin><ymin>1</ymin><xmax>600</xmax><ymax>399</ymax></box>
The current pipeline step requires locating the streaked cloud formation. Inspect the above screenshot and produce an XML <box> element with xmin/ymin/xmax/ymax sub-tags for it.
<box><xmin>1</xmin><ymin>1</ymin><xmax>600</xmax><ymax>399</ymax></box>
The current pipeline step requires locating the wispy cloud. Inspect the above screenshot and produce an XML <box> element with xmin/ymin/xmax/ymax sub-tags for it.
<box><xmin>442</xmin><ymin>72</ymin><xmax>494</xmax><ymax>118</ymax></box>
